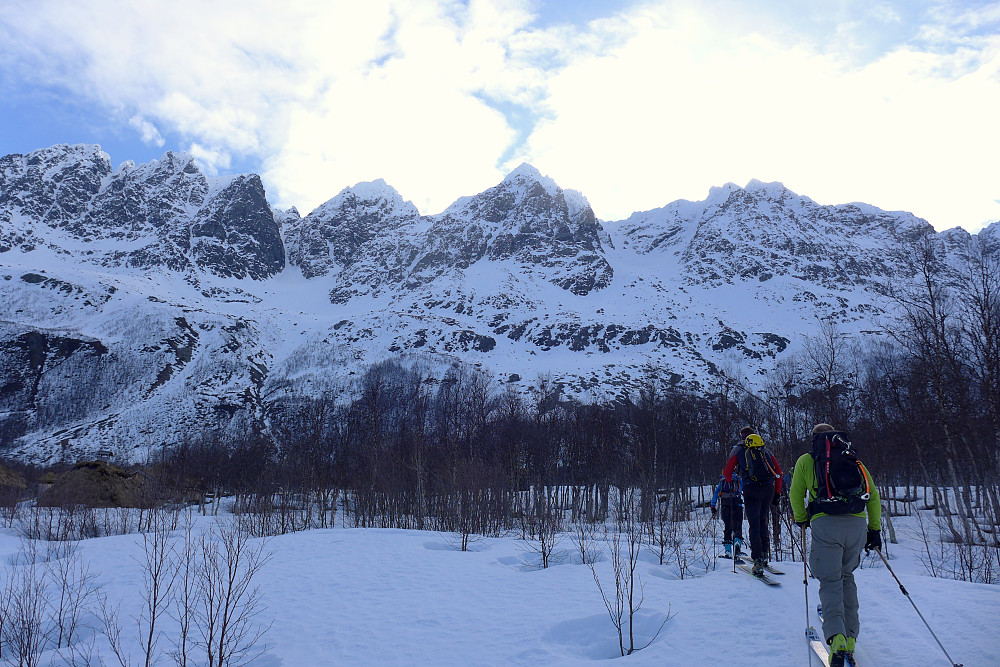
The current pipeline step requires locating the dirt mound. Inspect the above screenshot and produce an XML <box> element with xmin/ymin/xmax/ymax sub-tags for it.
<box><xmin>37</xmin><ymin>460</ymin><xmax>147</xmax><ymax>508</ymax></box>
<box><xmin>0</xmin><ymin>463</ymin><xmax>27</xmax><ymax>490</ymax></box>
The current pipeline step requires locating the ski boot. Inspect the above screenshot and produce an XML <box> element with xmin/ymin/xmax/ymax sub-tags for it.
<box><xmin>828</xmin><ymin>634</ymin><xmax>849</xmax><ymax>667</ymax></box>
<box><xmin>752</xmin><ymin>558</ymin><xmax>766</xmax><ymax>576</ymax></box>
<box><xmin>844</xmin><ymin>637</ymin><xmax>856</xmax><ymax>666</ymax></box>
<box><xmin>724</xmin><ymin>542</ymin><xmax>733</xmax><ymax>558</ymax></box>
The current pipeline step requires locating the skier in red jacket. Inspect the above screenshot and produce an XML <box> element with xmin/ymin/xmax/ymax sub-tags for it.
<box><xmin>723</xmin><ymin>427</ymin><xmax>782</xmax><ymax>575</ymax></box>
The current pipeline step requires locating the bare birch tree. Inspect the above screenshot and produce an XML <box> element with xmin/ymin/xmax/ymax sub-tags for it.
<box><xmin>138</xmin><ymin>510</ymin><xmax>178</xmax><ymax>667</ymax></box>
<box><xmin>195</xmin><ymin>517</ymin><xmax>273</xmax><ymax>667</ymax></box>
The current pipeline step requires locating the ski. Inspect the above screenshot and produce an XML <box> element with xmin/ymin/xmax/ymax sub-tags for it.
<box><xmin>736</xmin><ymin>562</ymin><xmax>779</xmax><ymax>585</ymax></box>
<box><xmin>763</xmin><ymin>564</ymin><xmax>784</xmax><ymax>575</ymax></box>
<box><xmin>718</xmin><ymin>554</ymin><xmax>746</xmax><ymax>564</ymax></box>
<box><xmin>806</xmin><ymin>625</ymin><xmax>829</xmax><ymax>664</ymax></box>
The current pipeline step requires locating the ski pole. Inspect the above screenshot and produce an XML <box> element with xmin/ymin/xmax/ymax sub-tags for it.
<box><xmin>801</xmin><ymin>524</ymin><xmax>815</xmax><ymax>667</ymax></box>
<box><xmin>874</xmin><ymin>548</ymin><xmax>962</xmax><ymax>667</ymax></box>
<box><xmin>730</xmin><ymin>503</ymin><xmax>737</xmax><ymax>574</ymax></box>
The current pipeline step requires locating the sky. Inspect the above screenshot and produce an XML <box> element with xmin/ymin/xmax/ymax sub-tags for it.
<box><xmin>1</xmin><ymin>0</ymin><xmax>998</xmax><ymax>233</ymax></box>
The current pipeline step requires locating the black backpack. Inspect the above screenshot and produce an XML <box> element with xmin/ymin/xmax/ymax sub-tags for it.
<box><xmin>739</xmin><ymin>435</ymin><xmax>779</xmax><ymax>484</ymax></box>
<box><xmin>809</xmin><ymin>431</ymin><xmax>871</xmax><ymax>516</ymax></box>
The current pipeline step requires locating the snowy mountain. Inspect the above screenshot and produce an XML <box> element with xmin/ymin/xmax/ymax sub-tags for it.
<box><xmin>0</xmin><ymin>144</ymin><xmax>992</xmax><ymax>462</ymax></box>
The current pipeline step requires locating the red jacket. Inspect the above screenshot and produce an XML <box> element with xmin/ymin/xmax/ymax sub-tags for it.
<box><xmin>723</xmin><ymin>445</ymin><xmax>783</xmax><ymax>496</ymax></box>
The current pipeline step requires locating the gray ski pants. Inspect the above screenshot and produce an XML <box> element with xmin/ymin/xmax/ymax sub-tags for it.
<box><xmin>809</xmin><ymin>514</ymin><xmax>867</xmax><ymax>643</ymax></box>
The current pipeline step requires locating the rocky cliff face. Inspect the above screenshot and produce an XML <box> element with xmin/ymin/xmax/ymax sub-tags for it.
<box><xmin>0</xmin><ymin>144</ymin><xmax>992</xmax><ymax>463</ymax></box>
<box><xmin>1</xmin><ymin>145</ymin><xmax>284</xmax><ymax>280</ymax></box>
<box><xmin>283</xmin><ymin>164</ymin><xmax>612</xmax><ymax>304</ymax></box>
<box><xmin>423</xmin><ymin>164</ymin><xmax>612</xmax><ymax>296</ymax></box>
<box><xmin>0</xmin><ymin>144</ymin><xmax>112</xmax><ymax>239</ymax></box>
<box><xmin>618</xmin><ymin>180</ymin><xmax>934</xmax><ymax>289</ymax></box>
<box><xmin>284</xmin><ymin>179</ymin><xmax>421</xmax><ymax>280</ymax></box>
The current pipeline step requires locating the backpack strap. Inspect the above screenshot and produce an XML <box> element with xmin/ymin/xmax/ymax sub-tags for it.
<box><xmin>820</xmin><ymin>435</ymin><xmax>833</xmax><ymax>500</ymax></box>
<box><xmin>762</xmin><ymin>449</ymin><xmax>779</xmax><ymax>479</ymax></box>
<box><xmin>855</xmin><ymin>461</ymin><xmax>872</xmax><ymax>500</ymax></box>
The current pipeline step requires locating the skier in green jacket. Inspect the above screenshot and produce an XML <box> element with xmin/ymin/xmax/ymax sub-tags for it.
<box><xmin>790</xmin><ymin>423</ymin><xmax>882</xmax><ymax>667</ymax></box>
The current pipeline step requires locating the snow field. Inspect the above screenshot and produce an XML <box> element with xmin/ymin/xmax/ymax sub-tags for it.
<box><xmin>2</xmin><ymin>510</ymin><xmax>997</xmax><ymax>666</ymax></box>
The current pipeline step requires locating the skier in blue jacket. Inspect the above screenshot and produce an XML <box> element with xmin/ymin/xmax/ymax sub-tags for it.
<box><xmin>710</xmin><ymin>475</ymin><xmax>744</xmax><ymax>559</ymax></box>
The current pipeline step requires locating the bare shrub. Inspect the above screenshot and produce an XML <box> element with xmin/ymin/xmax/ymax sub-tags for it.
<box><xmin>0</xmin><ymin>540</ymin><xmax>49</xmax><ymax>667</ymax></box>
<box><xmin>138</xmin><ymin>510</ymin><xmax>179</xmax><ymax>667</ymax></box>
<box><xmin>570</xmin><ymin>518</ymin><xmax>600</xmax><ymax>565</ymax></box>
<box><xmin>590</xmin><ymin>489</ymin><xmax>669</xmax><ymax>656</ymax></box>
<box><xmin>45</xmin><ymin>540</ymin><xmax>100</xmax><ymax>650</ymax></box>
<box><xmin>0</xmin><ymin>575</ymin><xmax>9</xmax><ymax>663</ymax></box>
<box><xmin>687</xmin><ymin>514</ymin><xmax>717</xmax><ymax>575</ymax></box>
<box><xmin>913</xmin><ymin>510</ymin><xmax>1000</xmax><ymax>584</ymax></box>
<box><xmin>646</xmin><ymin>493</ymin><xmax>674</xmax><ymax>566</ymax></box>
<box><xmin>100</xmin><ymin>592</ymin><xmax>131</xmax><ymax>667</ymax></box>
<box><xmin>17</xmin><ymin>505</ymin><xmax>101</xmax><ymax>542</ymax></box>
<box><xmin>519</xmin><ymin>489</ymin><xmax>562</xmax><ymax>569</ymax></box>
<box><xmin>528</xmin><ymin>511</ymin><xmax>562</xmax><ymax>569</ymax></box>
<box><xmin>195</xmin><ymin>517</ymin><xmax>273</xmax><ymax>667</ymax></box>
<box><xmin>169</xmin><ymin>511</ymin><xmax>199</xmax><ymax>667</ymax></box>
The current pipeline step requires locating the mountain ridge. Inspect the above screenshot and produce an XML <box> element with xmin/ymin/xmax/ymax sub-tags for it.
<box><xmin>0</xmin><ymin>143</ymin><xmax>993</xmax><ymax>463</ymax></box>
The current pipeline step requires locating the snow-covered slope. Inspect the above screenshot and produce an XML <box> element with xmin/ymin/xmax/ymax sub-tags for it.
<box><xmin>0</xmin><ymin>508</ymin><xmax>992</xmax><ymax>665</ymax></box>
<box><xmin>0</xmin><ymin>144</ymin><xmax>991</xmax><ymax>462</ymax></box>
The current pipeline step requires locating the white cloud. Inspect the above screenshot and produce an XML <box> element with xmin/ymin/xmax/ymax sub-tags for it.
<box><xmin>188</xmin><ymin>143</ymin><xmax>231</xmax><ymax>175</ymax></box>
<box><xmin>869</xmin><ymin>4</ymin><xmax>903</xmax><ymax>24</ymax></box>
<box><xmin>0</xmin><ymin>0</ymin><xmax>997</xmax><ymax>231</ymax></box>
<box><xmin>515</xmin><ymin>2</ymin><xmax>1000</xmax><ymax>231</ymax></box>
<box><xmin>128</xmin><ymin>115</ymin><xmax>164</xmax><ymax>147</ymax></box>
<box><xmin>263</xmin><ymin>0</ymin><xmax>531</xmax><ymax>214</ymax></box>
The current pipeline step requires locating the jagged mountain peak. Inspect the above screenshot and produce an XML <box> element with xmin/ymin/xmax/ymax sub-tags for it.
<box><xmin>702</xmin><ymin>180</ymin><xmax>794</xmax><ymax>204</ymax></box>
<box><xmin>979</xmin><ymin>220</ymin><xmax>1000</xmax><ymax>243</ymax></box>
<box><xmin>23</xmin><ymin>143</ymin><xmax>111</xmax><ymax>169</ymax></box>
<box><xmin>343</xmin><ymin>177</ymin><xmax>393</xmax><ymax>199</ymax></box>
<box><xmin>112</xmin><ymin>149</ymin><xmax>207</xmax><ymax>189</ymax></box>
<box><xmin>1</xmin><ymin>144</ymin><xmax>113</xmax><ymax>233</ymax></box>
<box><xmin>501</xmin><ymin>162</ymin><xmax>561</xmax><ymax>198</ymax></box>
<box><xmin>743</xmin><ymin>178</ymin><xmax>792</xmax><ymax>197</ymax></box>
<box><xmin>504</xmin><ymin>162</ymin><xmax>543</xmax><ymax>181</ymax></box>
<box><xmin>1</xmin><ymin>143</ymin><xmax>112</xmax><ymax>186</ymax></box>
<box><xmin>1</xmin><ymin>143</ymin><xmax>283</xmax><ymax>281</ymax></box>
<box><xmin>309</xmin><ymin>178</ymin><xmax>419</xmax><ymax>220</ymax></box>
<box><xmin>562</xmin><ymin>188</ymin><xmax>592</xmax><ymax>220</ymax></box>
<box><xmin>705</xmin><ymin>182</ymin><xmax>742</xmax><ymax>202</ymax></box>
<box><xmin>283</xmin><ymin>179</ymin><xmax>421</xmax><ymax>280</ymax></box>
<box><xmin>443</xmin><ymin>163</ymin><xmax>575</xmax><ymax>224</ymax></box>
<box><xmin>155</xmin><ymin>149</ymin><xmax>200</xmax><ymax>170</ymax></box>
<box><xmin>273</xmin><ymin>206</ymin><xmax>301</xmax><ymax>227</ymax></box>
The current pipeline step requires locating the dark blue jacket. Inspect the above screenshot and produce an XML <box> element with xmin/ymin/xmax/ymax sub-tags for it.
<box><xmin>711</xmin><ymin>476</ymin><xmax>743</xmax><ymax>508</ymax></box>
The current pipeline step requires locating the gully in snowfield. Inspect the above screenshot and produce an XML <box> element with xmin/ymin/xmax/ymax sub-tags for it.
<box><xmin>790</xmin><ymin>423</ymin><xmax>882</xmax><ymax>667</ymax></box>
<box><xmin>723</xmin><ymin>427</ymin><xmax>782</xmax><ymax>576</ymax></box>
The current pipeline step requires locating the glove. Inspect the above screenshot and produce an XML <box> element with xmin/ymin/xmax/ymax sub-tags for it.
<box><xmin>710</xmin><ymin>506</ymin><xmax>718</xmax><ymax>518</ymax></box>
<box><xmin>865</xmin><ymin>528</ymin><xmax>882</xmax><ymax>553</ymax></box>
<box><xmin>795</xmin><ymin>519</ymin><xmax>810</xmax><ymax>529</ymax></box>
<box><xmin>771</xmin><ymin>493</ymin><xmax>780</xmax><ymax>506</ymax></box>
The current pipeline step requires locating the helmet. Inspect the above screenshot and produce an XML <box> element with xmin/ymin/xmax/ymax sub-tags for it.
<box><xmin>744</xmin><ymin>434</ymin><xmax>765</xmax><ymax>448</ymax></box>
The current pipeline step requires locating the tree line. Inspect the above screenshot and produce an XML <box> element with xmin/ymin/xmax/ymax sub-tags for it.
<box><xmin>2</xmin><ymin>233</ymin><xmax>997</xmax><ymax>551</ymax></box>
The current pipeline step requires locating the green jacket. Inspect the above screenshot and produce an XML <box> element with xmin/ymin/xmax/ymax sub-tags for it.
<box><xmin>789</xmin><ymin>452</ymin><xmax>881</xmax><ymax>530</ymax></box>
